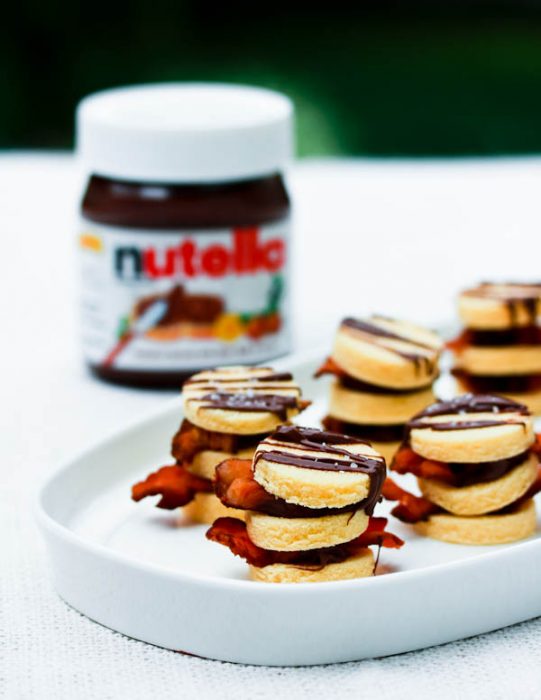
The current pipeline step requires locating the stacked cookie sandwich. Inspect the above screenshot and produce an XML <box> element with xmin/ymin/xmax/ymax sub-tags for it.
<box><xmin>316</xmin><ymin>316</ymin><xmax>443</xmax><ymax>461</ymax></box>
<box><xmin>132</xmin><ymin>366</ymin><xmax>308</xmax><ymax>523</ymax></box>
<box><xmin>207</xmin><ymin>425</ymin><xmax>403</xmax><ymax>583</ymax></box>
<box><xmin>450</xmin><ymin>282</ymin><xmax>541</xmax><ymax>413</ymax></box>
<box><xmin>385</xmin><ymin>394</ymin><xmax>541</xmax><ymax>545</ymax></box>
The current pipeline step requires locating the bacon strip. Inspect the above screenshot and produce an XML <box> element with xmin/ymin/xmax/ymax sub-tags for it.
<box><xmin>446</xmin><ymin>330</ymin><xmax>469</xmax><ymax>354</ymax></box>
<box><xmin>354</xmin><ymin>516</ymin><xmax>404</xmax><ymax>549</ymax></box>
<box><xmin>214</xmin><ymin>457</ymin><xmax>374</xmax><ymax>518</ymax></box>
<box><xmin>392</xmin><ymin>446</ymin><xmax>456</xmax><ymax>484</ymax></box>
<box><xmin>131</xmin><ymin>464</ymin><xmax>212</xmax><ymax>510</ymax></box>
<box><xmin>171</xmin><ymin>420</ymin><xmax>245</xmax><ymax>462</ymax></box>
<box><xmin>214</xmin><ymin>458</ymin><xmax>270</xmax><ymax>511</ymax></box>
<box><xmin>382</xmin><ymin>477</ymin><xmax>440</xmax><ymax>523</ymax></box>
<box><xmin>313</xmin><ymin>356</ymin><xmax>347</xmax><ymax>379</ymax></box>
<box><xmin>206</xmin><ymin>516</ymin><xmax>403</xmax><ymax>568</ymax></box>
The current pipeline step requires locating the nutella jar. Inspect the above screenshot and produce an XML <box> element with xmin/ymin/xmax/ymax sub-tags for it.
<box><xmin>77</xmin><ymin>84</ymin><xmax>292</xmax><ymax>388</ymax></box>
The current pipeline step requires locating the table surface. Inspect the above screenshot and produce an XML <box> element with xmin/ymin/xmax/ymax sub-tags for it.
<box><xmin>3</xmin><ymin>154</ymin><xmax>541</xmax><ymax>699</ymax></box>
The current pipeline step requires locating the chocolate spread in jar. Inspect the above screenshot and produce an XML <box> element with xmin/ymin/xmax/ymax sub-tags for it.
<box><xmin>77</xmin><ymin>85</ymin><xmax>293</xmax><ymax>388</ymax></box>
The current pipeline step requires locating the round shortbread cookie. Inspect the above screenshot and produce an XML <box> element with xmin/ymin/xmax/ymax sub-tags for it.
<box><xmin>183</xmin><ymin>492</ymin><xmax>246</xmax><ymax>525</ymax></box>
<box><xmin>455</xmin><ymin>344</ymin><xmax>541</xmax><ymax>376</ymax></box>
<box><xmin>182</xmin><ymin>366</ymin><xmax>305</xmax><ymax>434</ymax></box>
<box><xmin>418</xmin><ymin>453</ymin><xmax>538</xmax><ymax>516</ymax></box>
<box><xmin>252</xmin><ymin>426</ymin><xmax>386</xmax><ymax>510</ymax></box>
<box><xmin>188</xmin><ymin>447</ymin><xmax>256</xmax><ymax>480</ymax></box>
<box><xmin>458</xmin><ymin>283</ymin><xmax>541</xmax><ymax>330</ymax></box>
<box><xmin>246</xmin><ymin>509</ymin><xmax>369</xmax><ymax>551</ymax></box>
<box><xmin>455</xmin><ymin>377</ymin><xmax>541</xmax><ymax>417</ymax></box>
<box><xmin>249</xmin><ymin>549</ymin><xmax>375</xmax><ymax>583</ymax></box>
<box><xmin>414</xmin><ymin>499</ymin><xmax>536</xmax><ymax>545</ymax></box>
<box><xmin>408</xmin><ymin>395</ymin><xmax>534</xmax><ymax>463</ymax></box>
<box><xmin>331</xmin><ymin>316</ymin><xmax>442</xmax><ymax>390</ymax></box>
<box><xmin>329</xmin><ymin>380</ymin><xmax>435</xmax><ymax>425</ymax></box>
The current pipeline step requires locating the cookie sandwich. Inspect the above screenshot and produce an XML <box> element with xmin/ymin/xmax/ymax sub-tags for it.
<box><xmin>132</xmin><ymin>366</ymin><xmax>308</xmax><ymax>524</ymax></box>
<box><xmin>206</xmin><ymin>425</ymin><xmax>403</xmax><ymax>583</ymax></box>
<box><xmin>316</xmin><ymin>316</ymin><xmax>443</xmax><ymax>462</ymax></box>
<box><xmin>450</xmin><ymin>283</ymin><xmax>541</xmax><ymax>413</ymax></box>
<box><xmin>384</xmin><ymin>394</ymin><xmax>541</xmax><ymax>545</ymax></box>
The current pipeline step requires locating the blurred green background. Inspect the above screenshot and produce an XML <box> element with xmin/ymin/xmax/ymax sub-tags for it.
<box><xmin>4</xmin><ymin>0</ymin><xmax>541</xmax><ymax>156</ymax></box>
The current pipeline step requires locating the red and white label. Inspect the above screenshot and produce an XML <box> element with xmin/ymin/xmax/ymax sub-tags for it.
<box><xmin>79</xmin><ymin>220</ymin><xmax>291</xmax><ymax>371</ymax></box>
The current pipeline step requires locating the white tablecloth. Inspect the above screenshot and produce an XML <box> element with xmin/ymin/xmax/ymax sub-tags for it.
<box><xmin>3</xmin><ymin>154</ymin><xmax>541</xmax><ymax>699</ymax></box>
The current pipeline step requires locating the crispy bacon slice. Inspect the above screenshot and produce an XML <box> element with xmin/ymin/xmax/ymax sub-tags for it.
<box><xmin>314</xmin><ymin>356</ymin><xmax>347</xmax><ymax>379</ymax></box>
<box><xmin>206</xmin><ymin>516</ymin><xmax>403</xmax><ymax>568</ymax></box>
<box><xmin>131</xmin><ymin>464</ymin><xmax>212</xmax><ymax>510</ymax></box>
<box><xmin>214</xmin><ymin>458</ymin><xmax>372</xmax><ymax>517</ymax></box>
<box><xmin>382</xmin><ymin>477</ymin><xmax>440</xmax><ymax>523</ymax></box>
<box><xmin>171</xmin><ymin>420</ymin><xmax>245</xmax><ymax>462</ymax></box>
<box><xmin>446</xmin><ymin>330</ymin><xmax>470</xmax><ymax>354</ymax></box>
<box><xmin>354</xmin><ymin>516</ymin><xmax>404</xmax><ymax>549</ymax></box>
<box><xmin>214</xmin><ymin>458</ymin><xmax>269</xmax><ymax>510</ymax></box>
<box><xmin>392</xmin><ymin>446</ymin><xmax>455</xmax><ymax>484</ymax></box>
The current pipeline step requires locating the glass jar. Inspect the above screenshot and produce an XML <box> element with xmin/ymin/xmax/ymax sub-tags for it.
<box><xmin>77</xmin><ymin>84</ymin><xmax>293</xmax><ymax>388</ymax></box>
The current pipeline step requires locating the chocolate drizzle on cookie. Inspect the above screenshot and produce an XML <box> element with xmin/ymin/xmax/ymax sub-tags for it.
<box><xmin>184</xmin><ymin>368</ymin><xmax>305</xmax><ymax>419</ymax></box>
<box><xmin>341</xmin><ymin>316</ymin><xmax>438</xmax><ymax>376</ymax></box>
<box><xmin>196</xmin><ymin>392</ymin><xmax>299</xmax><ymax>420</ymax></box>
<box><xmin>463</xmin><ymin>283</ymin><xmax>541</xmax><ymax>327</ymax></box>
<box><xmin>406</xmin><ymin>393</ymin><xmax>530</xmax><ymax>434</ymax></box>
<box><xmin>185</xmin><ymin>370</ymin><xmax>295</xmax><ymax>386</ymax></box>
<box><xmin>254</xmin><ymin>425</ymin><xmax>386</xmax><ymax>514</ymax></box>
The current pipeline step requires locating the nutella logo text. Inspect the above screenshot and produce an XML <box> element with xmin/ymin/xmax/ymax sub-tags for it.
<box><xmin>114</xmin><ymin>228</ymin><xmax>285</xmax><ymax>280</ymax></box>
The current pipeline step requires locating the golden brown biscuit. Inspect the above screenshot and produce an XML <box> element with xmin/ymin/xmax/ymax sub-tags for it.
<box><xmin>252</xmin><ymin>428</ymin><xmax>385</xmax><ymax>509</ymax></box>
<box><xmin>455</xmin><ymin>344</ymin><xmax>541</xmax><ymax>376</ymax></box>
<box><xmin>183</xmin><ymin>366</ymin><xmax>305</xmax><ymax>434</ymax></box>
<box><xmin>249</xmin><ymin>549</ymin><xmax>375</xmax><ymax>583</ymax></box>
<box><xmin>183</xmin><ymin>492</ymin><xmax>246</xmax><ymax>525</ymax></box>
<box><xmin>458</xmin><ymin>283</ymin><xmax>541</xmax><ymax>330</ymax></box>
<box><xmin>331</xmin><ymin>316</ymin><xmax>442</xmax><ymax>390</ymax></box>
<box><xmin>414</xmin><ymin>498</ymin><xmax>536</xmax><ymax>545</ymax></box>
<box><xmin>418</xmin><ymin>453</ymin><xmax>538</xmax><ymax>516</ymax></box>
<box><xmin>408</xmin><ymin>395</ymin><xmax>534</xmax><ymax>463</ymax></box>
<box><xmin>245</xmin><ymin>509</ymin><xmax>369</xmax><ymax>551</ymax></box>
<box><xmin>329</xmin><ymin>380</ymin><xmax>435</xmax><ymax>425</ymax></box>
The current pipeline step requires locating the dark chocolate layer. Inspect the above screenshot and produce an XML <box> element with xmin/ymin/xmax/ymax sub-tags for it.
<box><xmin>406</xmin><ymin>393</ymin><xmax>529</xmax><ymax>434</ymax></box>
<box><xmin>195</xmin><ymin>392</ymin><xmax>299</xmax><ymax>420</ymax></box>
<box><xmin>323</xmin><ymin>416</ymin><xmax>405</xmax><ymax>443</ymax></box>
<box><xmin>462</xmin><ymin>327</ymin><xmax>541</xmax><ymax>347</ymax></box>
<box><xmin>463</xmin><ymin>283</ymin><xmax>541</xmax><ymax>326</ymax></box>
<box><xmin>452</xmin><ymin>369</ymin><xmax>541</xmax><ymax>394</ymax></box>
<box><xmin>255</xmin><ymin>425</ymin><xmax>386</xmax><ymax>515</ymax></box>
<box><xmin>446</xmin><ymin>450</ymin><xmax>530</xmax><ymax>487</ymax></box>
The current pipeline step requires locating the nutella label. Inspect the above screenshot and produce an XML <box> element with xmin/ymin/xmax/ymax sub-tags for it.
<box><xmin>78</xmin><ymin>220</ymin><xmax>290</xmax><ymax>371</ymax></box>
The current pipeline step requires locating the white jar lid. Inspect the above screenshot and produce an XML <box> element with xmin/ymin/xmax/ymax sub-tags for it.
<box><xmin>77</xmin><ymin>83</ymin><xmax>294</xmax><ymax>184</ymax></box>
